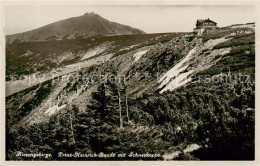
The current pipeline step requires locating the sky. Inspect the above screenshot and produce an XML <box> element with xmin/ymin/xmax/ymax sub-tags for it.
<box><xmin>5</xmin><ymin>5</ymin><xmax>256</xmax><ymax>35</ymax></box>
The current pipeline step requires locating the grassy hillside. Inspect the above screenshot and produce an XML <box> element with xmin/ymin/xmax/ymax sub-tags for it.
<box><xmin>6</xmin><ymin>33</ymin><xmax>183</xmax><ymax>81</ymax></box>
<box><xmin>6</xmin><ymin>25</ymin><xmax>255</xmax><ymax>160</ymax></box>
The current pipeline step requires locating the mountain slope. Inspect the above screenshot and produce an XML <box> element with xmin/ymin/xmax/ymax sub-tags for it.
<box><xmin>6</xmin><ymin>12</ymin><xmax>145</xmax><ymax>43</ymax></box>
<box><xmin>6</xmin><ymin>33</ymin><xmax>181</xmax><ymax>96</ymax></box>
<box><xmin>6</xmin><ymin>24</ymin><xmax>255</xmax><ymax>160</ymax></box>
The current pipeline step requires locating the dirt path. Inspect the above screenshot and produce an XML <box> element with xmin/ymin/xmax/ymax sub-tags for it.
<box><xmin>163</xmin><ymin>144</ymin><xmax>201</xmax><ymax>160</ymax></box>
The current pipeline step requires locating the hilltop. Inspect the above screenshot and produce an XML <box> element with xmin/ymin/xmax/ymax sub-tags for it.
<box><xmin>6</xmin><ymin>13</ymin><xmax>145</xmax><ymax>43</ymax></box>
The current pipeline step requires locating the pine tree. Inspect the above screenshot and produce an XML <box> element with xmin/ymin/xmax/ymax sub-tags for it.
<box><xmin>106</xmin><ymin>81</ymin><xmax>122</xmax><ymax>127</ymax></box>
<box><xmin>122</xmin><ymin>81</ymin><xmax>130</xmax><ymax>123</ymax></box>
<box><xmin>69</xmin><ymin>105</ymin><xmax>78</xmax><ymax>145</ymax></box>
<box><xmin>87</xmin><ymin>83</ymin><xmax>107</xmax><ymax>124</ymax></box>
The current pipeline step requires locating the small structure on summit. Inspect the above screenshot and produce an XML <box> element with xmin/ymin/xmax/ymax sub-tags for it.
<box><xmin>193</xmin><ymin>18</ymin><xmax>217</xmax><ymax>35</ymax></box>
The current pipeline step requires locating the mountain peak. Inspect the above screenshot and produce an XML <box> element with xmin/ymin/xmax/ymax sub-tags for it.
<box><xmin>84</xmin><ymin>12</ymin><xmax>95</xmax><ymax>15</ymax></box>
<box><xmin>6</xmin><ymin>13</ymin><xmax>145</xmax><ymax>43</ymax></box>
<box><xmin>83</xmin><ymin>12</ymin><xmax>100</xmax><ymax>17</ymax></box>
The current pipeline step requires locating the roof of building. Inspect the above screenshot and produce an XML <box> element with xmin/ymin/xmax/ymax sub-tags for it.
<box><xmin>196</xmin><ymin>18</ymin><xmax>217</xmax><ymax>25</ymax></box>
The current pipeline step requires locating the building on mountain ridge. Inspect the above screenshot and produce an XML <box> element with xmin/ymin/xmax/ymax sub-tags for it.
<box><xmin>193</xmin><ymin>18</ymin><xmax>217</xmax><ymax>35</ymax></box>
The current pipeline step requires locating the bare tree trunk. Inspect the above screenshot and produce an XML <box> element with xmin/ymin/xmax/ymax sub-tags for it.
<box><xmin>57</xmin><ymin>112</ymin><xmax>60</xmax><ymax>126</ymax></box>
<box><xmin>117</xmin><ymin>83</ymin><xmax>123</xmax><ymax>129</ymax></box>
<box><xmin>126</xmin><ymin>93</ymin><xmax>130</xmax><ymax>123</ymax></box>
<box><xmin>122</xmin><ymin>80</ymin><xmax>129</xmax><ymax>123</ymax></box>
<box><xmin>69</xmin><ymin>111</ymin><xmax>76</xmax><ymax>144</ymax></box>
